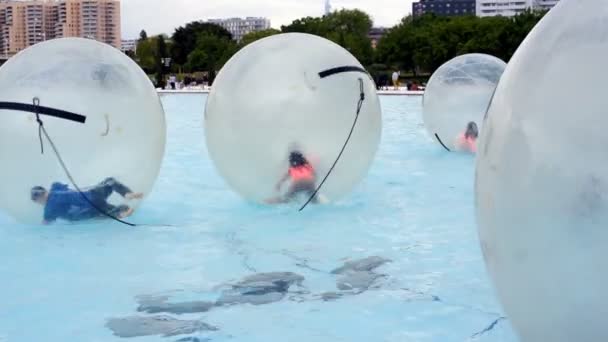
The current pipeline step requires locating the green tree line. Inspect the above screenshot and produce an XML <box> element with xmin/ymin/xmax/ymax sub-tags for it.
<box><xmin>132</xmin><ymin>9</ymin><xmax>546</xmax><ymax>87</ymax></box>
<box><xmin>376</xmin><ymin>10</ymin><xmax>545</xmax><ymax>76</ymax></box>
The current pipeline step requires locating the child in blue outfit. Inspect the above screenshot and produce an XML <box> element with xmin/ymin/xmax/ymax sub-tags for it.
<box><xmin>30</xmin><ymin>177</ymin><xmax>142</xmax><ymax>224</ymax></box>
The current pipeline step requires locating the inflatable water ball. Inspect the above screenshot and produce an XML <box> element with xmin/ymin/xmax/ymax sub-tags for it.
<box><xmin>423</xmin><ymin>53</ymin><xmax>506</xmax><ymax>153</ymax></box>
<box><xmin>476</xmin><ymin>1</ymin><xmax>608</xmax><ymax>341</ymax></box>
<box><xmin>0</xmin><ymin>38</ymin><xmax>166</xmax><ymax>223</ymax></box>
<box><xmin>205</xmin><ymin>33</ymin><xmax>381</xmax><ymax>204</ymax></box>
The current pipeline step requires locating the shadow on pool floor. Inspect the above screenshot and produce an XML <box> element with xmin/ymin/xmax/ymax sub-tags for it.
<box><xmin>106</xmin><ymin>256</ymin><xmax>391</xmax><ymax>339</ymax></box>
<box><xmin>106</xmin><ymin>255</ymin><xmax>508</xmax><ymax>341</ymax></box>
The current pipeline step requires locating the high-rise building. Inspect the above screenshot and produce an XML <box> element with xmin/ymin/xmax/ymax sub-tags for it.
<box><xmin>476</xmin><ymin>0</ymin><xmax>560</xmax><ymax>17</ymax></box>
<box><xmin>534</xmin><ymin>0</ymin><xmax>559</xmax><ymax>10</ymax></box>
<box><xmin>121</xmin><ymin>38</ymin><xmax>136</xmax><ymax>53</ymax></box>
<box><xmin>324</xmin><ymin>0</ymin><xmax>331</xmax><ymax>16</ymax></box>
<box><xmin>0</xmin><ymin>0</ymin><xmax>120</xmax><ymax>58</ymax></box>
<box><xmin>206</xmin><ymin>17</ymin><xmax>271</xmax><ymax>42</ymax></box>
<box><xmin>412</xmin><ymin>0</ymin><xmax>476</xmax><ymax>17</ymax></box>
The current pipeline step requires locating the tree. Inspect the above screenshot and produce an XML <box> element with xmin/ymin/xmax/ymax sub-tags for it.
<box><xmin>136</xmin><ymin>37</ymin><xmax>156</xmax><ymax>73</ymax></box>
<box><xmin>186</xmin><ymin>33</ymin><xmax>237</xmax><ymax>84</ymax></box>
<box><xmin>124</xmin><ymin>50</ymin><xmax>136</xmax><ymax>60</ymax></box>
<box><xmin>281</xmin><ymin>16</ymin><xmax>328</xmax><ymax>36</ymax></box>
<box><xmin>281</xmin><ymin>9</ymin><xmax>374</xmax><ymax>66</ymax></box>
<box><xmin>155</xmin><ymin>36</ymin><xmax>169</xmax><ymax>88</ymax></box>
<box><xmin>139</xmin><ymin>29</ymin><xmax>148</xmax><ymax>42</ymax></box>
<box><xmin>171</xmin><ymin>21</ymin><xmax>232</xmax><ymax>65</ymax></box>
<box><xmin>135</xmin><ymin>34</ymin><xmax>173</xmax><ymax>77</ymax></box>
<box><xmin>239</xmin><ymin>28</ymin><xmax>281</xmax><ymax>47</ymax></box>
<box><xmin>324</xmin><ymin>9</ymin><xmax>374</xmax><ymax>65</ymax></box>
<box><xmin>459</xmin><ymin>16</ymin><xmax>511</xmax><ymax>58</ymax></box>
<box><xmin>375</xmin><ymin>15</ymin><xmax>423</xmax><ymax>73</ymax></box>
<box><xmin>129</xmin><ymin>9</ymin><xmax>547</xmax><ymax>80</ymax></box>
<box><xmin>375</xmin><ymin>11</ymin><xmax>547</xmax><ymax>75</ymax></box>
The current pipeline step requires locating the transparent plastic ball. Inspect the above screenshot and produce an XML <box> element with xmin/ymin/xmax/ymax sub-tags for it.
<box><xmin>475</xmin><ymin>1</ymin><xmax>608</xmax><ymax>341</ymax></box>
<box><xmin>205</xmin><ymin>33</ymin><xmax>382</xmax><ymax>204</ymax></box>
<box><xmin>0</xmin><ymin>38</ymin><xmax>166</xmax><ymax>223</ymax></box>
<box><xmin>423</xmin><ymin>53</ymin><xmax>506</xmax><ymax>153</ymax></box>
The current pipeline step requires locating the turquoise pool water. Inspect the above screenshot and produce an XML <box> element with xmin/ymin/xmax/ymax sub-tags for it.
<box><xmin>0</xmin><ymin>95</ymin><xmax>517</xmax><ymax>341</ymax></box>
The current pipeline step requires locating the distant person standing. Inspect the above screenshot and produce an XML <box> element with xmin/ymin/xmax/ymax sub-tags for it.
<box><xmin>169</xmin><ymin>75</ymin><xmax>177</xmax><ymax>90</ymax></box>
<box><xmin>392</xmin><ymin>71</ymin><xmax>400</xmax><ymax>90</ymax></box>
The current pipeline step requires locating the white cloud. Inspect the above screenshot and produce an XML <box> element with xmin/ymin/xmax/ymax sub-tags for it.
<box><xmin>121</xmin><ymin>0</ymin><xmax>414</xmax><ymax>38</ymax></box>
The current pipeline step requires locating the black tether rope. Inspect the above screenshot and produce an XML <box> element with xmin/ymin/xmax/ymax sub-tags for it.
<box><xmin>33</xmin><ymin>98</ymin><xmax>44</xmax><ymax>154</ymax></box>
<box><xmin>0</xmin><ymin>101</ymin><xmax>86</xmax><ymax>123</ymax></box>
<box><xmin>32</xmin><ymin>98</ymin><xmax>137</xmax><ymax>227</ymax></box>
<box><xmin>318</xmin><ymin>66</ymin><xmax>369</xmax><ymax>79</ymax></box>
<box><xmin>299</xmin><ymin>78</ymin><xmax>366</xmax><ymax>212</ymax></box>
<box><xmin>483</xmin><ymin>84</ymin><xmax>499</xmax><ymax>122</ymax></box>
<box><xmin>435</xmin><ymin>133</ymin><xmax>451</xmax><ymax>152</ymax></box>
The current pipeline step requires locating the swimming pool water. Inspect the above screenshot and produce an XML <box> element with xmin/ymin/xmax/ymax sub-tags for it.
<box><xmin>0</xmin><ymin>95</ymin><xmax>518</xmax><ymax>342</ymax></box>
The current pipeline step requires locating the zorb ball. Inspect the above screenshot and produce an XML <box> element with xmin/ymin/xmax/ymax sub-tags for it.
<box><xmin>0</xmin><ymin>38</ymin><xmax>166</xmax><ymax>223</ymax></box>
<box><xmin>205</xmin><ymin>33</ymin><xmax>381</xmax><ymax>204</ymax></box>
<box><xmin>476</xmin><ymin>0</ymin><xmax>608</xmax><ymax>341</ymax></box>
<box><xmin>423</xmin><ymin>53</ymin><xmax>506</xmax><ymax>153</ymax></box>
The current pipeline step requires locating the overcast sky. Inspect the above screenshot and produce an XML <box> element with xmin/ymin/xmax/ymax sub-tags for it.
<box><xmin>121</xmin><ymin>0</ymin><xmax>415</xmax><ymax>39</ymax></box>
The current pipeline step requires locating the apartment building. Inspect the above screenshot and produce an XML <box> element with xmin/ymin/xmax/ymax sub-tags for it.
<box><xmin>207</xmin><ymin>17</ymin><xmax>271</xmax><ymax>42</ymax></box>
<box><xmin>0</xmin><ymin>0</ymin><xmax>120</xmax><ymax>58</ymax></box>
<box><xmin>476</xmin><ymin>0</ymin><xmax>559</xmax><ymax>17</ymax></box>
